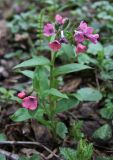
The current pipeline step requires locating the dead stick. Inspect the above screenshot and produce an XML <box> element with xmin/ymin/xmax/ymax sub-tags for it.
<box><xmin>0</xmin><ymin>148</ymin><xmax>19</xmax><ymax>160</ymax></box>
<box><xmin>0</xmin><ymin>141</ymin><xmax>62</xmax><ymax>160</ymax></box>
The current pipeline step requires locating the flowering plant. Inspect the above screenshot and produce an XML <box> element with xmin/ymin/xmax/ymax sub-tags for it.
<box><xmin>11</xmin><ymin>14</ymin><xmax>100</xmax><ymax>139</ymax></box>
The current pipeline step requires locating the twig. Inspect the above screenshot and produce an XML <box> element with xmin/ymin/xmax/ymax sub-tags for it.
<box><xmin>0</xmin><ymin>141</ymin><xmax>62</xmax><ymax>160</ymax></box>
<box><xmin>40</xmin><ymin>153</ymin><xmax>47</xmax><ymax>160</ymax></box>
<box><xmin>47</xmin><ymin>148</ymin><xmax>58</xmax><ymax>159</ymax></box>
<box><xmin>67</xmin><ymin>112</ymin><xmax>79</xmax><ymax>120</ymax></box>
<box><xmin>0</xmin><ymin>148</ymin><xmax>19</xmax><ymax>160</ymax></box>
<box><xmin>94</xmin><ymin>144</ymin><xmax>113</xmax><ymax>152</ymax></box>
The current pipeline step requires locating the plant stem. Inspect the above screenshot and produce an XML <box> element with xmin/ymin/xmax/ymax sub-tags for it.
<box><xmin>50</xmin><ymin>51</ymin><xmax>56</xmax><ymax>113</ymax></box>
<box><xmin>49</xmin><ymin>51</ymin><xmax>57</xmax><ymax>136</ymax></box>
<box><xmin>50</xmin><ymin>52</ymin><xmax>55</xmax><ymax>88</ymax></box>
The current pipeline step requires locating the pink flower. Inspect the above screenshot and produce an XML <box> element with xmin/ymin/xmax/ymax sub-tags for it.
<box><xmin>17</xmin><ymin>91</ymin><xmax>26</xmax><ymax>99</ymax></box>
<box><xmin>22</xmin><ymin>96</ymin><xmax>38</xmax><ymax>110</ymax></box>
<box><xmin>76</xmin><ymin>43</ymin><xmax>87</xmax><ymax>54</ymax></box>
<box><xmin>74</xmin><ymin>21</ymin><xmax>99</xmax><ymax>44</ymax></box>
<box><xmin>55</xmin><ymin>14</ymin><xmax>65</xmax><ymax>25</ymax></box>
<box><xmin>49</xmin><ymin>40</ymin><xmax>61</xmax><ymax>51</ymax></box>
<box><xmin>43</xmin><ymin>23</ymin><xmax>55</xmax><ymax>37</ymax></box>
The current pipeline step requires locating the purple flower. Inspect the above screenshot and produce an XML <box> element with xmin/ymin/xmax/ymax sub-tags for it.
<box><xmin>79</xmin><ymin>21</ymin><xmax>94</xmax><ymax>34</ymax></box>
<box><xmin>74</xmin><ymin>31</ymin><xmax>85</xmax><ymax>43</ymax></box>
<box><xmin>49</xmin><ymin>40</ymin><xmax>61</xmax><ymax>51</ymax></box>
<box><xmin>74</xmin><ymin>21</ymin><xmax>99</xmax><ymax>44</ymax></box>
<box><xmin>76</xmin><ymin>43</ymin><xmax>87</xmax><ymax>54</ymax></box>
<box><xmin>86</xmin><ymin>34</ymin><xmax>99</xmax><ymax>44</ymax></box>
<box><xmin>43</xmin><ymin>23</ymin><xmax>55</xmax><ymax>37</ymax></box>
<box><xmin>22</xmin><ymin>96</ymin><xmax>38</xmax><ymax>110</ymax></box>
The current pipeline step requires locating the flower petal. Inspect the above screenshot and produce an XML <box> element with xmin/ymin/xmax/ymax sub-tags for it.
<box><xmin>87</xmin><ymin>34</ymin><xmax>99</xmax><ymax>44</ymax></box>
<box><xmin>74</xmin><ymin>31</ymin><xmax>85</xmax><ymax>43</ymax></box>
<box><xmin>43</xmin><ymin>23</ymin><xmax>55</xmax><ymax>37</ymax></box>
<box><xmin>22</xmin><ymin>96</ymin><xmax>38</xmax><ymax>110</ymax></box>
<box><xmin>85</xmin><ymin>27</ymin><xmax>94</xmax><ymax>34</ymax></box>
<box><xmin>55</xmin><ymin>14</ymin><xmax>64</xmax><ymax>24</ymax></box>
<box><xmin>18</xmin><ymin>91</ymin><xmax>26</xmax><ymax>99</ymax></box>
<box><xmin>76</xmin><ymin>43</ymin><xmax>87</xmax><ymax>54</ymax></box>
<box><xmin>49</xmin><ymin>40</ymin><xmax>61</xmax><ymax>51</ymax></box>
<box><xmin>79</xmin><ymin>21</ymin><xmax>88</xmax><ymax>31</ymax></box>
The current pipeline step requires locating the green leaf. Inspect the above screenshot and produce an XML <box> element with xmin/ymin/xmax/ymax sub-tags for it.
<box><xmin>93</xmin><ymin>124</ymin><xmax>112</xmax><ymax>140</ymax></box>
<box><xmin>28</xmin><ymin>108</ymin><xmax>50</xmax><ymax>127</ymax></box>
<box><xmin>33</xmin><ymin>67</ymin><xmax>49</xmax><ymax>96</ymax></box>
<box><xmin>14</xmin><ymin>56</ymin><xmax>50</xmax><ymax>69</ymax></box>
<box><xmin>71</xmin><ymin>121</ymin><xmax>84</xmax><ymax>141</ymax></box>
<box><xmin>20</xmin><ymin>70</ymin><xmax>34</xmax><ymax>79</ymax></box>
<box><xmin>30</xmin><ymin>154</ymin><xmax>41</xmax><ymax>160</ymax></box>
<box><xmin>19</xmin><ymin>154</ymin><xmax>41</xmax><ymax>160</ymax></box>
<box><xmin>96</xmin><ymin>156</ymin><xmax>113</xmax><ymax>160</ymax></box>
<box><xmin>77</xmin><ymin>87</ymin><xmax>102</xmax><ymax>101</ymax></box>
<box><xmin>0</xmin><ymin>87</ymin><xmax>7</xmax><ymax>94</ymax></box>
<box><xmin>10</xmin><ymin>108</ymin><xmax>31</xmax><ymax>122</ymax></box>
<box><xmin>54</xmin><ymin>63</ymin><xmax>91</xmax><ymax>76</ymax></box>
<box><xmin>44</xmin><ymin>88</ymin><xmax>68</xmax><ymax>99</ymax></box>
<box><xmin>76</xmin><ymin>139</ymin><xmax>93</xmax><ymax>160</ymax></box>
<box><xmin>60</xmin><ymin>147</ymin><xmax>76</xmax><ymax>160</ymax></box>
<box><xmin>56</xmin><ymin>122</ymin><xmax>68</xmax><ymax>139</ymax></box>
<box><xmin>72</xmin><ymin>93</ymin><xmax>83</xmax><ymax>101</ymax></box>
<box><xmin>100</xmin><ymin>105</ymin><xmax>113</xmax><ymax>119</ymax></box>
<box><xmin>104</xmin><ymin>45</ymin><xmax>113</xmax><ymax>58</ymax></box>
<box><xmin>102</xmin><ymin>59</ymin><xmax>113</xmax><ymax>71</ymax></box>
<box><xmin>56</xmin><ymin>97</ymin><xmax>79</xmax><ymax>113</ymax></box>
<box><xmin>0</xmin><ymin>134</ymin><xmax>7</xmax><ymax>141</ymax></box>
<box><xmin>11</xmin><ymin>96</ymin><xmax>22</xmax><ymax>104</ymax></box>
<box><xmin>0</xmin><ymin>155</ymin><xmax>6</xmax><ymax>160</ymax></box>
<box><xmin>61</xmin><ymin>44</ymin><xmax>75</xmax><ymax>60</ymax></box>
<box><xmin>87</xmin><ymin>42</ymin><xmax>103</xmax><ymax>55</ymax></box>
<box><xmin>100</xmin><ymin>71</ymin><xmax>113</xmax><ymax>81</ymax></box>
<box><xmin>32</xmin><ymin>108</ymin><xmax>44</xmax><ymax>121</ymax></box>
<box><xmin>19</xmin><ymin>157</ymin><xmax>27</xmax><ymax>160</ymax></box>
<box><xmin>78</xmin><ymin>54</ymin><xmax>91</xmax><ymax>64</ymax></box>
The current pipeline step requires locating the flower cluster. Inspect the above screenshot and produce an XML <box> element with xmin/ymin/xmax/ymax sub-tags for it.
<box><xmin>43</xmin><ymin>15</ymin><xmax>99</xmax><ymax>54</ymax></box>
<box><xmin>74</xmin><ymin>21</ymin><xmax>99</xmax><ymax>53</ymax></box>
<box><xmin>17</xmin><ymin>92</ymin><xmax>38</xmax><ymax>110</ymax></box>
<box><xmin>43</xmin><ymin>14</ymin><xmax>68</xmax><ymax>52</ymax></box>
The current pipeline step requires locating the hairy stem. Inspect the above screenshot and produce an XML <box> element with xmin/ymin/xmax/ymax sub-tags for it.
<box><xmin>49</xmin><ymin>52</ymin><xmax>57</xmax><ymax>136</ymax></box>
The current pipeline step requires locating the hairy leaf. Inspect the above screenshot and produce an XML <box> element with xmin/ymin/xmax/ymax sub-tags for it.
<box><xmin>14</xmin><ymin>56</ymin><xmax>50</xmax><ymax>68</ymax></box>
<box><xmin>54</xmin><ymin>63</ymin><xmax>91</xmax><ymax>76</ymax></box>
<box><xmin>76</xmin><ymin>87</ymin><xmax>102</xmax><ymax>101</ymax></box>
<box><xmin>93</xmin><ymin>124</ymin><xmax>112</xmax><ymax>140</ymax></box>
